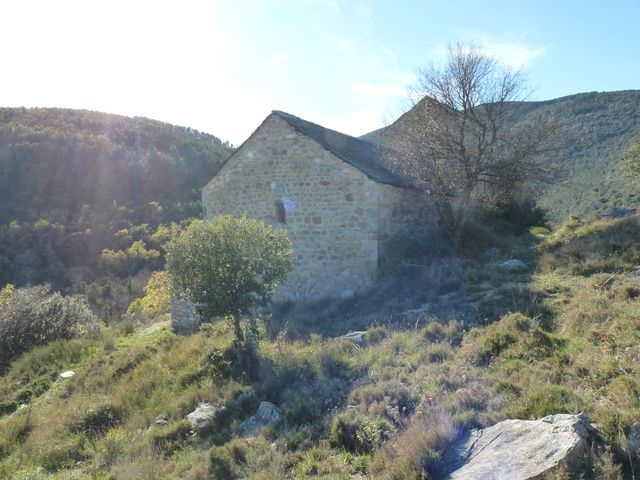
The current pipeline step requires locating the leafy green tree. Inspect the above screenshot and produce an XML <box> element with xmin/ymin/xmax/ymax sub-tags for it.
<box><xmin>166</xmin><ymin>216</ymin><xmax>293</xmax><ymax>341</ymax></box>
<box><xmin>127</xmin><ymin>271</ymin><xmax>170</xmax><ymax>315</ymax></box>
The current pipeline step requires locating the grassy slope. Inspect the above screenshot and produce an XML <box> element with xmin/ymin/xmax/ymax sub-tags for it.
<box><xmin>519</xmin><ymin>91</ymin><xmax>640</xmax><ymax>223</ymax></box>
<box><xmin>1</xmin><ymin>216</ymin><xmax>640</xmax><ymax>479</ymax></box>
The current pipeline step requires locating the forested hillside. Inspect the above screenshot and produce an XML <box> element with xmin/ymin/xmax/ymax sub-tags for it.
<box><xmin>371</xmin><ymin>90</ymin><xmax>640</xmax><ymax>223</ymax></box>
<box><xmin>0</xmin><ymin>108</ymin><xmax>233</xmax><ymax>314</ymax></box>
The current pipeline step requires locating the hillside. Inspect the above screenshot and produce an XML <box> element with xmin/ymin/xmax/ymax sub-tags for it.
<box><xmin>370</xmin><ymin>90</ymin><xmax>640</xmax><ymax>223</ymax></box>
<box><xmin>0</xmin><ymin>108</ymin><xmax>234</xmax><ymax>299</ymax></box>
<box><xmin>1</xmin><ymin>214</ymin><xmax>640</xmax><ymax>479</ymax></box>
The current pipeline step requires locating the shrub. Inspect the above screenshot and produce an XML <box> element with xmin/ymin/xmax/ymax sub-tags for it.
<box><xmin>0</xmin><ymin>284</ymin><xmax>99</xmax><ymax>367</ymax></box>
<box><xmin>329</xmin><ymin>412</ymin><xmax>390</xmax><ymax>453</ymax></box>
<box><xmin>126</xmin><ymin>270</ymin><xmax>170</xmax><ymax>316</ymax></box>
<box><xmin>166</xmin><ymin>216</ymin><xmax>293</xmax><ymax>342</ymax></box>
<box><xmin>423</xmin><ymin>320</ymin><xmax>462</xmax><ymax>345</ymax></box>
<box><xmin>530</xmin><ymin>225</ymin><xmax>552</xmax><ymax>236</ymax></box>
<box><xmin>149</xmin><ymin>420</ymin><xmax>192</xmax><ymax>457</ymax></box>
<box><xmin>475</xmin><ymin>313</ymin><xmax>531</xmax><ymax>364</ymax></box>
<box><xmin>349</xmin><ymin>380</ymin><xmax>417</xmax><ymax>419</ymax></box>
<box><xmin>380</xmin><ymin>411</ymin><xmax>460</xmax><ymax>479</ymax></box>
<box><xmin>209</xmin><ymin>445</ymin><xmax>237</xmax><ymax>479</ymax></box>
<box><xmin>490</xmin><ymin>199</ymin><xmax>550</xmax><ymax>234</ymax></box>
<box><xmin>516</xmin><ymin>385</ymin><xmax>581</xmax><ymax>419</ymax></box>
<box><xmin>280</xmin><ymin>377</ymin><xmax>350</xmax><ymax>427</ymax></box>
<box><xmin>70</xmin><ymin>402</ymin><xmax>126</xmax><ymax>439</ymax></box>
<box><xmin>364</xmin><ymin>326</ymin><xmax>388</xmax><ymax>344</ymax></box>
<box><xmin>39</xmin><ymin>435</ymin><xmax>87</xmax><ymax>471</ymax></box>
<box><xmin>96</xmin><ymin>428</ymin><xmax>130</xmax><ymax>467</ymax></box>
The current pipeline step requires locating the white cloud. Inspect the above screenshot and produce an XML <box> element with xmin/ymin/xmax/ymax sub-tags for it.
<box><xmin>380</xmin><ymin>70</ymin><xmax>416</xmax><ymax>85</ymax></box>
<box><xmin>484</xmin><ymin>41</ymin><xmax>547</xmax><ymax>69</ymax></box>
<box><xmin>355</xmin><ymin>82</ymin><xmax>406</xmax><ymax>98</ymax></box>
<box><xmin>432</xmin><ymin>35</ymin><xmax>547</xmax><ymax>70</ymax></box>
<box><xmin>269</xmin><ymin>53</ymin><xmax>290</xmax><ymax>69</ymax></box>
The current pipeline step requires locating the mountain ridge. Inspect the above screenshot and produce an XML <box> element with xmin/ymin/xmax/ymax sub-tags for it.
<box><xmin>363</xmin><ymin>90</ymin><xmax>640</xmax><ymax>222</ymax></box>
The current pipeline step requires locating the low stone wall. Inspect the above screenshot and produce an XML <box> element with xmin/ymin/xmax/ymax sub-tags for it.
<box><xmin>170</xmin><ymin>297</ymin><xmax>201</xmax><ymax>333</ymax></box>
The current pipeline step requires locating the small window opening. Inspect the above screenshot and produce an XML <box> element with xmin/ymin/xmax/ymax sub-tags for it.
<box><xmin>275</xmin><ymin>199</ymin><xmax>286</xmax><ymax>223</ymax></box>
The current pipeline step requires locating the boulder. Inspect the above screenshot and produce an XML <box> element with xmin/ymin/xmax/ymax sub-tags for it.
<box><xmin>628</xmin><ymin>422</ymin><xmax>640</xmax><ymax>462</ymax></box>
<box><xmin>152</xmin><ymin>418</ymin><xmax>168</xmax><ymax>428</ymax></box>
<box><xmin>241</xmin><ymin>401</ymin><xmax>282</xmax><ymax>437</ymax></box>
<box><xmin>628</xmin><ymin>267</ymin><xmax>640</xmax><ymax>279</ymax></box>
<box><xmin>185</xmin><ymin>402</ymin><xmax>223</xmax><ymax>429</ymax></box>
<box><xmin>443</xmin><ymin>414</ymin><xmax>595</xmax><ymax>480</ymax></box>
<box><xmin>150</xmin><ymin>414</ymin><xmax>169</xmax><ymax>429</ymax></box>
<box><xmin>498</xmin><ymin>259</ymin><xmax>528</xmax><ymax>272</ymax></box>
<box><xmin>336</xmin><ymin>331</ymin><xmax>366</xmax><ymax>345</ymax></box>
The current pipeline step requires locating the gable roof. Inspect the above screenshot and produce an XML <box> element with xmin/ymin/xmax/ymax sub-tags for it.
<box><xmin>271</xmin><ymin>111</ymin><xmax>410</xmax><ymax>187</ymax></box>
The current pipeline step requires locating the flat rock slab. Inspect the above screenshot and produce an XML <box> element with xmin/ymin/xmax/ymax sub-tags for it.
<box><xmin>444</xmin><ymin>414</ymin><xmax>591</xmax><ymax>480</ymax></box>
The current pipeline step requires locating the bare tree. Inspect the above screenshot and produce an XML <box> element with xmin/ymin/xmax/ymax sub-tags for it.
<box><xmin>384</xmin><ymin>42</ymin><xmax>556</xmax><ymax>244</ymax></box>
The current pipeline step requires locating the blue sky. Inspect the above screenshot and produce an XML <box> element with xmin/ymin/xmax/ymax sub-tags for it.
<box><xmin>0</xmin><ymin>0</ymin><xmax>638</xmax><ymax>144</ymax></box>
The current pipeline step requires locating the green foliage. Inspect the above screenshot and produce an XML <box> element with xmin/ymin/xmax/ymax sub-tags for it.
<box><xmin>0</xmin><ymin>337</ymin><xmax>100</xmax><ymax>415</ymax></box>
<box><xmin>0</xmin><ymin>107</ymin><xmax>233</xmax><ymax>291</ymax></box>
<box><xmin>349</xmin><ymin>380</ymin><xmax>417</xmax><ymax>418</ymax></box>
<box><xmin>515</xmin><ymin>385</ymin><xmax>582</xmax><ymax>419</ymax></box>
<box><xmin>540</xmin><ymin>216</ymin><xmax>640</xmax><ymax>275</ymax></box>
<box><xmin>528</xmin><ymin>91</ymin><xmax>640</xmax><ymax>223</ymax></box>
<box><xmin>474</xmin><ymin>313</ymin><xmax>531</xmax><ymax>364</ymax></box>
<box><xmin>204</xmin><ymin>336</ymin><xmax>261</xmax><ymax>382</ymax></box>
<box><xmin>70</xmin><ymin>402</ymin><xmax>126</xmax><ymax>439</ymax></box>
<box><xmin>3</xmin><ymin>214</ymin><xmax>640</xmax><ymax>478</ymax></box>
<box><xmin>0</xmin><ymin>284</ymin><xmax>99</xmax><ymax>367</ymax></box>
<box><xmin>39</xmin><ymin>435</ymin><xmax>87</xmax><ymax>471</ymax></box>
<box><xmin>620</xmin><ymin>134</ymin><xmax>640</xmax><ymax>183</ymax></box>
<box><xmin>329</xmin><ymin>412</ymin><xmax>390</xmax><ymax>453</ymax></box>
<box><xmin>209</xmin><ymin>445</ymin><xmax>237</xmax><ymax>479</ymax></box>
<box><xmin>167</xmin><ymin>216</ymin><xmax>293</xmax><ymax>339</ymax></box>
<box><xmin>489</xmin><ymin>198</ymin><xmax>550</xmax><ymax>234</ymax></box>
<box><xmin>0</xmin><ymin>283</ymin><xmax>13</xmax><ymax>306</ymax></box>
<box><xmin>127</xmin><ymin>271</ymin><xmax>170</xmax><ymax>315</ymax></box>
<box><xmin>149</xmin><ymin>420</ymin><xmax>192</xmax><ymax>457</ymax></box>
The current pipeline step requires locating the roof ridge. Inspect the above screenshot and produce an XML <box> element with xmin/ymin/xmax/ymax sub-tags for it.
<box><xmin>271</xmin><ymin>111</ymin><xmax>411</xmax><ymax>188</ymax></box>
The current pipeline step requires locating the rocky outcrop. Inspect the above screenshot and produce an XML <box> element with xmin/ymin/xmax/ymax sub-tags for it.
<box><xmin>241</xmin><ymin>401</ymin><xmax>282</xmax><ymax>437</ymax></box>
<box><xmin>443</xmin><ymin>414</ymin><xmax>597</xmax><ymax>480</ymax></box>
<box><xmin>336</xmin><ymin>331</ymin><xmax>367</xmax><ymax>345</ymax></box>
<box><xmin>185</xmin><ymin>402</ymin><xmax>224</xmax><ymax>429</ymax></box>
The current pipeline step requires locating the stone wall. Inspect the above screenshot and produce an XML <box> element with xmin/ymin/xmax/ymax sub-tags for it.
<box><xmin>377</xmin><ymin>184</ymin><xmax>434</xmax><ymax>258</ymax></box>
<box><xmin>203</xmin><ymin>115</ymin><xmax>388</xmax><ymax>302</ymax></box>
<box><xmin>171</xmin><ymin>297</ymin><xmax>201</xmax><ymax>334</ymax></box>
<box><xmin>378</xmin><ymin>183</ymin><xmax>432</xmax><ymax>240</ymax></box>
